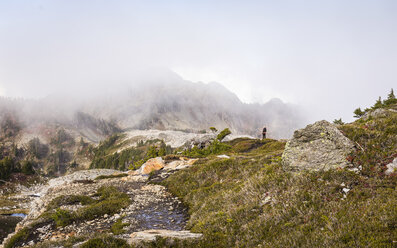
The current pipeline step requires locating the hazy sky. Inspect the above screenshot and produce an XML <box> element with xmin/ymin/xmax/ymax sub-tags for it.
<box><xmin>0</xmin><ymin>0</ymin><xmax>396</xmax><ymax>123</ymax></box>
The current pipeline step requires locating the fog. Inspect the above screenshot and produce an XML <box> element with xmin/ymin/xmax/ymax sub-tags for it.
<box><xmin>1</xmin><ymin>0</ymin><xmax>397</xmax><ymax>124</ymax></box>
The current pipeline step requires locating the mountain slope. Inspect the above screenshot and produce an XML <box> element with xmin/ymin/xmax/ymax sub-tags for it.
<box><xmin>0</xmin><ymin>70</ymin><xmax>306</xmax><ymax>140</ymax></box>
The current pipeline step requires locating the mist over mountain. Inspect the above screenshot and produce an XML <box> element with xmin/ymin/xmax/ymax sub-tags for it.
<box><xmin>0</xmin><ymin>70</ymin><xmax>306</xmax><ymax>139</ymax></box>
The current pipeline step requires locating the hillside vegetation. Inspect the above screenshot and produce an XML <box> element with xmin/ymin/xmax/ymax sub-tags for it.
<box><xmin>88</xmin><ymin>134</ymin><xmax>173</xmax><ymax>171</ymax></box>
<box><xmin>2</xmin><ymin>90</ymin><xmax>396</xmax><ymax>248</ymax></box>
<box><xmin>155</xmin><ymin>91</ymin><xmax>397</xmax><ymax>247</ymax></box>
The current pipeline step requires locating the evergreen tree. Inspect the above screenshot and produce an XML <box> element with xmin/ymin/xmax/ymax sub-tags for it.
<box><xmin>384</xmin><ymin>88</ymin><xmax>397</xmax><ymax>106</ymax></box>
<box><xmin>21</xmin><ymin>161</ymin><xmax>35</xmax><ymax>175</ymax></box>
<box><xmin>388</xmin><ymin>88</ymin><xmax>395</xmax><ymax>99</ymax></box>
<box><xmin>372</xmin><ymin>96</ymin><xmax>383</xmax><ymax>109</ymax></box>
<box><xmin>0</xmin><ymin>157</ymin><xmax>15</xmax><ymax>180</ymax></box>
<box><xmin>145</xmin><ymin>146</ymin><xmax>158</xmax><ymax>160</ymax></box>
<box><xmin>333</xmin><ymin>118</ymin><xmax>344</xmax><ymax>125</ymax></box>
<box><xmin>158</xmin><ymin>142</ymin><xmax>167</xmax><ymax>156</ymax></box>
<box><xmin>353</xmin><ymin>108</ymin><xmax>365</xmax><ymax>118</ymax></box>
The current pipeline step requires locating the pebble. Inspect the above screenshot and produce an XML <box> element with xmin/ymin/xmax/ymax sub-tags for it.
<box><xmin>342</xmin><ymin>188</ymin><xmax>350</xmax><ymax>194</ymax></box>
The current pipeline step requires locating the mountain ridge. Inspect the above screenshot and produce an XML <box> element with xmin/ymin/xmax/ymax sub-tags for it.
<box><xmin>0</xmin><ymin>72</ymin><xmax>306</xmax><ymax>139</ymax></box>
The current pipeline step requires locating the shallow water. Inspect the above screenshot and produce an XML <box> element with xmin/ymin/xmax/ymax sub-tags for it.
<box><xmin>10</xmin><ymin>213</ymin><xmax>27</xmax><ymax>218</ymax></box>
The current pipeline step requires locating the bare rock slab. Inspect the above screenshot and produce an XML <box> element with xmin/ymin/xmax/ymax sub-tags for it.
<box><xmin>163</xmin><ymin>158</ymin><xmax>198</xmax><ymax>171</ymax></box>
<box><xmin>129</xmin><ymin>229</ymin><xmax>202</xmax><ymax>244</ymax></box>
<box><xmin>282</xmin><ymin>120</ymin><xmax>355</xmax><ymax>171</ymax></box>
<box><xmin>139</xmin><ymin>157</ymin><xmax>165</xmax><ymax>174</ymax></box>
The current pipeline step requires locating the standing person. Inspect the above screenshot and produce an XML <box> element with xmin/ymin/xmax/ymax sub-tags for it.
<box><xmin>262</xmin><ymin>126</ymin><xmax>267</xmax><ymax>139</ymax></box>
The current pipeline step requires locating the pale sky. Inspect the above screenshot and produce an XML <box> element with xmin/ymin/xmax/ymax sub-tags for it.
<box><xmin>0</xmin><ymin>0</ymin><xmax>396</xmax><ymax>123</ymax></box>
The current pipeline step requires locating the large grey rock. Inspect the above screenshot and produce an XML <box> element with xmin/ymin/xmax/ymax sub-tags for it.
<box><xmin>362</xmin><ymin>108</ymin><xmax>396</xmax><ymax>120</ymax></box>
<box><xmin>282</xmin><ymin>120</ymin><xmax>355</xmax><ymax>171</ymax></box>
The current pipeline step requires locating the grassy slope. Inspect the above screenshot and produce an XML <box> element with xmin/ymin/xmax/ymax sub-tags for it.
<box><xmin>7</xmin><ymin>106</ymin><xmax>397</xmax><ymax>247</ymax></box>
<box><xmin>160</xmin><ymin>113</ymin><xmax>397</xmax><ymax>247</ymax></box>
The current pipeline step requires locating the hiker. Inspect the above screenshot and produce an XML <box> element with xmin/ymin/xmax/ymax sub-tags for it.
<box><xmin>262</xmin><ymin>126</ymin><xmax>267</xmax><ymax>139</ymax></box>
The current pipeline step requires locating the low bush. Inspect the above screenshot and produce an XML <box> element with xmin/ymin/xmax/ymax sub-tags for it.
<box><xmin>339</xmin><ymin>111</ymin><xmax>397</xmax><ymax>176</ymax></box>
<box><xmin>183</xmin><ymin>139</ymin><xmax>231</xmax><ymax>158</ymax></box>
<box><xmin>111</xmin><ymin>218</ymin><xmax>129</xmax><ymax>235</ymax></box>
<box><xmin>52</xmin><ymin>208</ymin><xmax>74</xmax><ymax>227</ymax></box>
<box><xmin>4</xmin><ymin>218</ymin><xmax>53</xmax><ymax>248</ymax></box>
<box><xmin>75</xmin><ymin>186</ymin><xmax>131</xmax><ymax>221</ymax></box>
<box><xmin>81</xmin><ymin>235</ymin><xmax>130</xmax><ymax>248</ymax></box>
<box><xmin>216</xmin><ymin>128</ymin><xmax>231</xmax><ymax>141</ymax></box>
<box><xmin>4</xmin><ymin>227</ymin><xmax>30</xmax><ymax>248</ymax></box>
<box><xmin>46</xmin><ymin>195</ymin><xmax>94</xmax><ymax>211</ymax></box>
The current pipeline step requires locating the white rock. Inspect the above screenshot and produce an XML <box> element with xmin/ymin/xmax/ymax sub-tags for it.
<box><xmin>261</xmin><ymin>196</ymin><xmax>272</xmax><ymax>205</ymax></box>
<box><xmin>385</xmin><ymin>158</ymin><xmax>397</xmax><ymax>175</ymax></box>
<box><xmin>342</xmin><ymin>188</ymin><xmax>350</xmax><ymax>194</ymax></box>
<box><xmin>163</xmin><ymin>161</ymin><xmax>186</xmax><ymax>170</ymax></box>
<box><xmin>129</xmin><ymin>229</ymin><xmax>202</xmax><ymax>244</ymax></box>
<box><xmin>217</xmin><ymin>155</ymin><xmax>230</xmax><ymax>159</ymax></box>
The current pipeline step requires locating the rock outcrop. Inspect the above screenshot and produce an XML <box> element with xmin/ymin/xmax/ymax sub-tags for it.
<box><xmin>163</xmin><ymin>158</ymin><xmax>198</xmax><ymax>171</ymax></box>
<box><xmin>362</xmin><ymin>108</ymin><xmax>397</xmax><ymax>120</ymax></box>
<box><xmin>282</xmin><ymin>120</ymin><xmax>355</xmax><ymax>171</ymax></box>
<box><xmin>138</xmin><ymin>157</ymin><xmax>166</xmax><ymax>175</ymax></box>
<box><xmin>129</xmin><ymin>229</ymin><xmax>202</xmax><ymax>244</ymax></box>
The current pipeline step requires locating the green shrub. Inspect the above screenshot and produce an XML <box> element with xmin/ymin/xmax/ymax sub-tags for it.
<box><xmin>217</xmin><ymin>128</ymin><xmax>232</xmax><ymax>141</ymax></box>
<box><xmin>383</xmin><ymin>88</ymin><xmax>397</xmax><ymax>106</ymax></box>
<box><xmin>129</xmin><ymin>159</ymin><xmax>144</xmax><ymax>170</ymax></box>
<box><xmin>146</xmin><ymin>145</ymin><xmax>158</xmax><ymax>160</ymax></box>
<box><xmin>46</xmin><ymin>195</ymin><xmax>94</xmax><ymax>211</ymax></box>
<box><xmin>372</xmin><ymin>96</ymin><xmax>384</xmax><ymax>110</ymax></box>
<box><xmin>5</xmin><ymin>218</ymin><xmax>53</xmax><ymax>248</ymax></box>
<box><xmin>353</xmin><ymin>108</ymin><xmax>365</xmax><ymax>118</ymax></box>
<box><xmin>76</xmin><ymin>186</ymin><xmax>131</xmax><ymax>221</ymax></box>
<box><xmin>339</xmin><ymin>111</ymin><xmax>397</xmax><ymax>176</ymax></box>
<box><xmin>4</xmin><ymin>227</ymin><xmax>30</xmax><ymax>248</ymax></box>
<box><xmin>30</xmin><ymin>235</ymin><xmax>88</xmax><ymax>248</ymax></box>
<box><xmin>210</xmin><ymin>127</ymin><xmax>218</xmax><ymax>132</ymax></box>
<box><xmin>44</xmin><ymin>186</ymin><xmax>130</xmax><ymax>228</ymax></box>
<box><xmin>111</xmin><ymin>218</ymin><xmax>129</xmax><ymax>235</ymax></box>
<box><xmin>21</xmin><ymin>160</ymin><xmax>35</xmax><ymax>175</ymax></box>
<box><xmin>52</xmin><ymin>208</ymin><xmax>74</xmax><ymax>227</ymax></box>
<box><xmin>81</xmin><ymin>236</ymin><xmax>130</xmax><ymax>248</ymax></box>
<box><xmin>333</xmin><ymin>118</ymin><xmax>344</xmax><ymax>125</ymax></box>
<box><xmin>183</xmin><ymin>139</ymin><xmax>231</xmax><ymax>158</ymax></box>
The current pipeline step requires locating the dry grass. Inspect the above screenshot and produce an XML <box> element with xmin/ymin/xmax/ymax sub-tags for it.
<box><xmin>161</xmin><ymin>136</ymin><xmax>397</xmax><ymax>247</ymax></box>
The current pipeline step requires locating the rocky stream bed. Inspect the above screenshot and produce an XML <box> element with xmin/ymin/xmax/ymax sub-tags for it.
<box><xmin>0</xmin><ymin>158</ymin><xmax>202</xmax><ymax>247</ymax></box>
